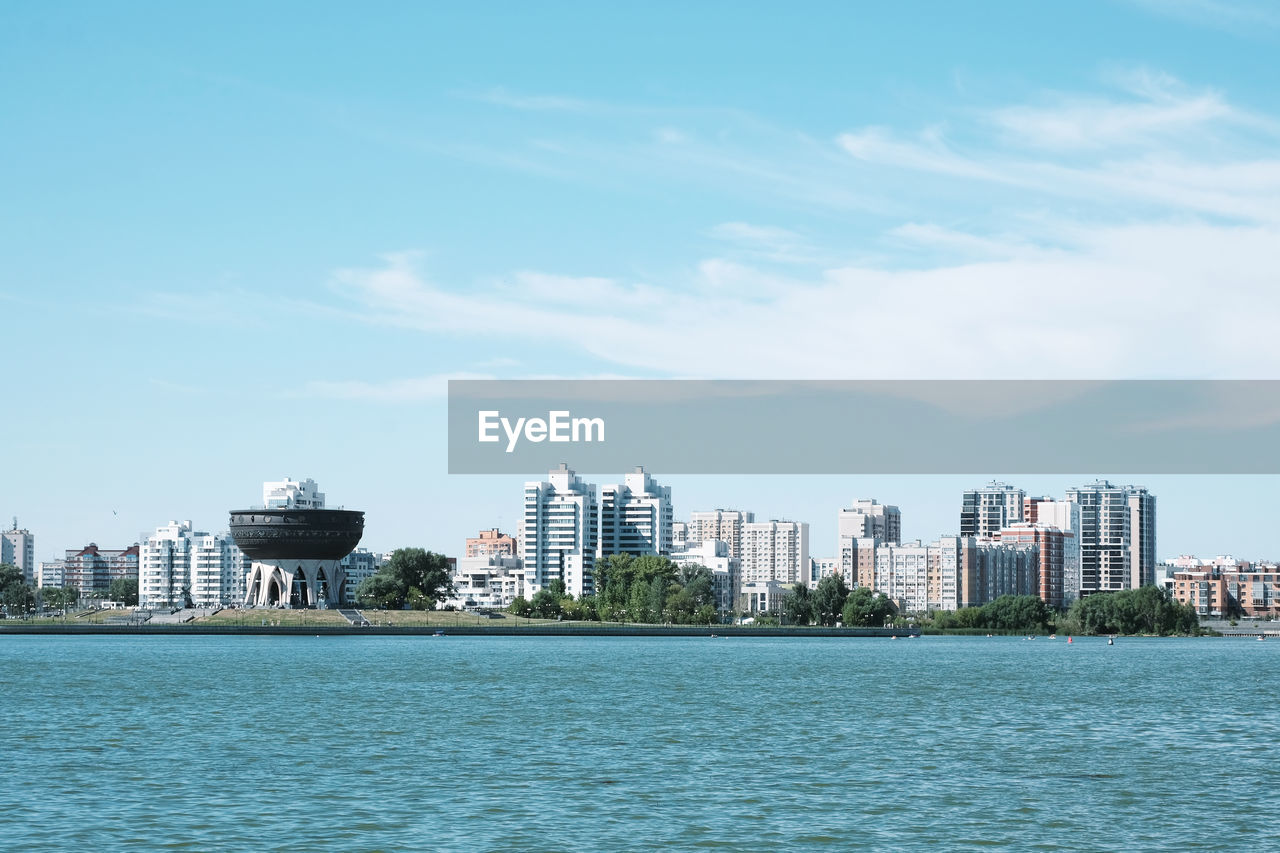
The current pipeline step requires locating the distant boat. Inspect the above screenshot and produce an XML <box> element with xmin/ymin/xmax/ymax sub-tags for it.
<box><xmin>1259</xmin><ymin>635</ymin><xmax>1266</xmax><ymax>642</ymax></box>
<box><xmin>1049</xmin><ymin>634</ymin><xmax>1057</xmax><ymax>640</ymax></box>
<box><xmin>433</xmin><ymin>629</ymin><xmax>445</xmax><ymax>637</ymax></box>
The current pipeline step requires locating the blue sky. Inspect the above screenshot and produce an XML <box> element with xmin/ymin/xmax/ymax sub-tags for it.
<box><xmin>5</xmin><ymin>1</ymin><xmax>1280</xmax><ymax>562</ymax></box>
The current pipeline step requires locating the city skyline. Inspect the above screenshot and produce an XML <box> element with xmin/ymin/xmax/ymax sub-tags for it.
<box><xmin>6</xmin><ymin>3</ymin><xmax>1280</xmax><ymax>564</ymax></box>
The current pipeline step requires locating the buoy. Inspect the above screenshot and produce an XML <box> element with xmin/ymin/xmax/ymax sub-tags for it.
<box><xmin>1067</xmin><ymin>636</ymin><xmax>1072</xmax><ymax>644</ymax></box>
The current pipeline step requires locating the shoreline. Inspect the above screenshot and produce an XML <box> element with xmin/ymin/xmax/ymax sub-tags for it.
<box><xmin>0</xmin><ymin>623</ymin><xmax>917</xmax><ymax>638</ymax></box>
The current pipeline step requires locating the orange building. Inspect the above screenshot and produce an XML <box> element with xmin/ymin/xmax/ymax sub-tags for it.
<box><xmin>466</xmin><ymin>528</ymin><xmax>518</xmax><ymax>559</ymax></box>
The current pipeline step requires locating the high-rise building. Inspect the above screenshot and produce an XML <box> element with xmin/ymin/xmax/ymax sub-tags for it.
<box><xmin>139</xmin><ymin>521</ymin><xmax>246</xmax><ymax>609</ymax></box>
<box><xmin>961</xmin><ymin>481</ymin><xmax>1026</xmax><ymax>540</ymax></box>
<box><xmin>63</xmin><ymin>544</ymin><xmax>139</xmax><ymax>596</ymax></box>
<box><xmin>838</xmin><ymin>499</ymin><xmax>901</xmax><ymax>544</ymax></box>
<box><xmin>1018</xmin><ymin>499</ymin><xmax>1082</xmax><ymax>603</ymax></box>
<box><xmin>1066</xmin><ymin>481</ymin><xmax>1156</xmax><ymax>594</ymax></box>
<box><xmin>740</xmin><ymin>520</ymin><xmax>810</xmax><ymax>586</ymax></box>
<box><xmin>837</xmin><ymin>499</ymin><xmax>900</xmax><ymax>585</ymax></box>
<box><xmin>466</xmin><ymin>528</ymin><xmax>518</xmax><ymax>559</ymax></box>
<box><xmin>521</xmin><ymin>463</ymin><xmax>598</xmax><ymax>598</ymax></box>
<box><xmin>1</xmin><ymin>521</ymin><xmax>35</xmax><ymax>583</ymax></box>
<box><xmin>865</xmin><ymin>535</ymin><xmax>1035</xmax><ymax>613</ymax></box>
<box><xmin>687</xmin><ymin>509</ymin><xmax>755</xmax><ymax>559</ymax></box>
<box><xmin>597</xmin><ymin>467</ymin><xmax>672</xmax><ymax>559</ymax></box>
<box><xmin>999</xmin><ymin>523</ymin><xmax>1073</xmax><ymax>610</ymax></box>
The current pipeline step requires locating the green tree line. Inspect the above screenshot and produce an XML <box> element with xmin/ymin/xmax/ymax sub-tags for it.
<box><xmin>0</xmin><ymin>563</ymin><xmax>85</xmax><ymax>616</ymax></box>
<box><xmin>782</xmin><ymin>576</ymin><xmax>899</xmax><ymax>627</ymax></box>
<box><xmin>918</xmin><ymin>588</ymin><xmax>1199</xmax><ymax>635</ymax></box>
<box><xmin>507</xmin><ymin>554</ymin><xmax>719</xmax><ymax>624</ymax></box>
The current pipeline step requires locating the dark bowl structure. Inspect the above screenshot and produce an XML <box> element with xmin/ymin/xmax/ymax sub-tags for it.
<box><xmin>228</xmin><ymin>509</ymin><xmax>365</xmax><ymax>561</ymax></box>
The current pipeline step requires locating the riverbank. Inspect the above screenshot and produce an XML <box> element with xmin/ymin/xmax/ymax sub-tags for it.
<box><xmin>0</xmin><ymin>623</ymin><xmax>916</xmax><ymax>637</ymax></box>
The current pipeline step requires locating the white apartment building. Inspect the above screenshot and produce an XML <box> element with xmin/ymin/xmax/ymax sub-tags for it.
<box><xmin>447</xmin><ymin>555</ymin><xmax>525</xmax><ymax>610</ymax></box>
<box><xmin>2</xmin><ymin>523</ymin><xmax>35</xmax><ymax>583</ymax></box>
<box><xmin>961</xmin><ymin>481</ymin><xmax>1026</xmax><ymax>540</ymax></box>
<box><xmin>809</xmin><ymin>557</ymin><xmax>839</xmax><ymax>588</ymax></box>
<box><xmin>837</xmin><ymin>499</ymin><xmax>900</xmax><ymax>586</ymax></box>
<box><xmin>597</xmin><ymin>467</ymin><xmax>672</xmax><ymax>559</ymax></box>
<box><xmin>37</xmin><ymin>561</ymin><xmax>65</xmax><ymax>588</ymax></box>
<box><xmin>839</xmin><ymin>499</ymin><xmax>901</xmax><ymax>544</ymax></box>
<box><xmin>741</xmin><ymin>520</ymin><xmax>810</xmax><ymax>586</ymax></box>
<box><xmin>263</xmin><ymin>477</ymin><xmax>325</xmax><ymax>509</ymax></box>
<box><xmin>1066</xmin><ymin>481</ymin><xmax>1156</xmax><ymax>594</ymax></box>
<box><xmin>522</xmin><ymin>464</ymin><xmax>598</xmax><ymax>598</ymax></box>
<box><xmin>139</xmin><ymin>521</ymin><xmax>245</xmax><ymax>610</ymax></box>
<box><xmin>873</xmin><ymin>540</ymin><xmax>934</xmax><ymax>614</ymax></box>
<box><xmin>687</xmin><ymin>509</ymin><xmax>755</xmax><ymax>559</ymax></box>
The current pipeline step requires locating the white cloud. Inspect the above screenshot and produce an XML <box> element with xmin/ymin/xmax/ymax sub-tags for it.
<box><xmin>302</xmin><ymin>70</ymin><xmax>1280</xmax><ymax>391</ymax></box>
<box><xmin>1126</xmin><ymin>0</ymin><xmax>1280</xmax><ymax>32</ymax></box>
<box><xmin>329</xmin><ymin>218</ymin><xmax>1280</xmax><ymax>383</ymax></box>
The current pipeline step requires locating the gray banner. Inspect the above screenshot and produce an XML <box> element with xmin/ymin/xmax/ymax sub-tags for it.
<box><xmin>447</xmin><ymin>379</ymin><xmax>1280</xmax><ymax>474</ymax></box>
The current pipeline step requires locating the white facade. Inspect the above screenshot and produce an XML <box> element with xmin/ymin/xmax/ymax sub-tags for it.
<box><xmin>597</xmin><ymin>467</ymin><xmax>672</xmax><ymax>559</ymax></box>
<box><xmin>687</xmin><ymin>509</ymin><xmax>755</xmax><ymax>559</ymax></box>
<box><xmin>521</xmin><ymin>463</ymin><xmax>598</xmax><ymax>598</ymax></box>
<box><xmin>447</xmin><ymin>555</ymin><xmax>525</xmax><ymax>610</ymax></box>
<box><xmin>1066</xmin><ymin>481</ymin><xmax>1156</xmax><ymax>594</ymax></box>
<box><xmin>838</xmin><ymin>500</ymin><xmax>901</xmax><ymax>544</ymax></box>
<box><xmin>741</xmin><ymin>579</ymin><xmax>788</xmax><ymax>615</ymax></box>
<box><xmin>838</xmin><ymin>499</ymin><xmax>900</xmax><ymax>583</ymax></box>
<box><xmin>37</xmin><ymin>561</ymin><xmax>65</xmax><ymax>588</ymax></box>
<box><xmin>1029</xmin><ymin>499</ymin><xmax>1083</xmax><ymax>602</ymax></box>
<box><xmin>874</xmin><ymin>540</ymin><xmax>933</xmax><ymax>614</ymax></box>
<box><xmin>263</xmin><ymin>477</ymin><xmax>325</xmax><ymax>509</ymax></box>
<box><xmin>809</xmin><ymin>557</ymin><xmax>839</xmax><ymax>588</ymax></box>
<box><xmin>2</xmin><ymin>524</ymin><xmax>35</xmax><ymax>583</ymax></box>
<box><xmin>140</xmin><ymin>521</ymin><xmax>246</xmax><ymax>609</ymax></box>
<box><xmin>741</xmin><ymin>520</ymin><xmax>810</xmax><ymax>586</ymax></box>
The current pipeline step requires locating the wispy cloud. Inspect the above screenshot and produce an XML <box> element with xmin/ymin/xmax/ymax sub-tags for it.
<box><xmin>470</xmin><ymin>87</ymin><xmax>594</xmax><ymax>112</ymax></box>
<box><xmin>1126</xmin><ymin>0</ymin><xmax>1280</xmax><ymax>34</ymax></box>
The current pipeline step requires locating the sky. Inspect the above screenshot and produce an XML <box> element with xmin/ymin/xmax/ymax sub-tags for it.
<box><xmin>5</xmin><ymin>0</ymin><xmax>1280</xmax><ymax>563</ymax></box>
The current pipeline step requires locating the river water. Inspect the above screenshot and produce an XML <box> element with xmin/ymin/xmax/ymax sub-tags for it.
<box><xmin>2</xmin><ymin>635</ymin><xmax>1275</xmax><ymax>851</ymax></box>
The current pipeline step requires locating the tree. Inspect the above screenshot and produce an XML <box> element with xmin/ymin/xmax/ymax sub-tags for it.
<box><xmin>506</xmin><ymin>595</ymin><xmax>532</xmax><ymax>618</ymax></box>
<box><xmin>356</xmin><ymin>548</ymin><xmax>455</xmax><ymax>610</ymax></box>
<box><xmin>0</xmin><ymin>564</ymin><xmax>34</xmax><ymax>616</ymax></box>
<box><xmin>842</xmin><ymin>586</ymin><xmax>897</xmax><ymax>627</ymax></box>
<box><xmin>109</xmin><ymin>577</ymin><xmax>139</xmax><ymax>607</ymax></box>
<box><xmin>783</xmin><ymin>583</ymin><xmax>814</xmax><ymax>626</ymax></box>
<box><xmin>355</xmin><ymin>574</ymin><xmax>404</xmax><ymax>610</ymax></box>
<box><xmin>529</xmin><ymin>586</ymin><xmax>563</xmax><ymax>619</ymax></box>
<box><xmin>42</xmin><ymin>586</ymin><xmax>79</xmax><ymax>613</ymax></box>
<box><xmin>813</xmin><ymin>575</ymin><xmax>851</xmax><ymax>626</ymax></box>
